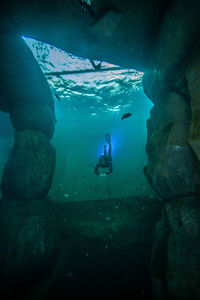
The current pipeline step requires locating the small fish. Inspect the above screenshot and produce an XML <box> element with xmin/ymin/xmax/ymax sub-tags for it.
<box><xmin>55</xmin><ymin>93</ymin><xmax>61</xmax><ymax>101</ymax></box>
<box><xmin>121</xmin><ymin>113</ymin><xmax>132</xmax><ymax>120</ymax></box>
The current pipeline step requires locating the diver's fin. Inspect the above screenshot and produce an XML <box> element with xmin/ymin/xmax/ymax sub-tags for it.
<box><xmin>105</xmin><ymin>133</ymin><xmax>111</xmax><ymax>144</ymax></box>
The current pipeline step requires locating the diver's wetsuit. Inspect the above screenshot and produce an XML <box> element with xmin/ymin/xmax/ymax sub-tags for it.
<box><xmin>94</xmin><ymin>143</ymin><xmax>112</xmax><ymax>175</ymax></box>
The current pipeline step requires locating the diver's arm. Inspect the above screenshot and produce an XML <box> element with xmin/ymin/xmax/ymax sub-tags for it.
<box><xmin>94</xmin><ymin>163</ymin><xmax>100</xmax><ymax>175</ymax></box>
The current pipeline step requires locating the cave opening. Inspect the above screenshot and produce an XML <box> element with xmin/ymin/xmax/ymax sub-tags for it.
<box><xmin>0</xmin><ymin>36</ymin><xmax>161</xmax><ymax>299</ymax></box>
<box><xmin>22</xmin><ymin>36</ymin><xmax>155</xmax><ymax>202</ymax></box>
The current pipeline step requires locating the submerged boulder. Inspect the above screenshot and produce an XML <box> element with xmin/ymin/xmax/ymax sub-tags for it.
<box><xmin>144</xmin><ymin>92</ymin><xmax>200</xmax><ymax>199</ymax></box>
<box><xmin>151</xmin><ymin>197</ymin><xmax>200</xmax><ymax>299</ymax></box>
<box><xmin>10</xmin><ymin>102</ymin><xmax>55</xmax><ymax>140</ymax></box>
<box><xmin>1</xmin><ymin>129</ymin><xmax>56</xmax><ymax>200</ymax></box>
<box><xmin>165</xmin><ymin>197</ymin><xmax>200</xmax><ymax>299</ymax></box>
<box><xmin>186</xmin><ymin>49</ymin><xmax>200</xmax><ymax>162</ymax></box>
<box><xmin>0</xmin><ymin>197</ymin><xmax>60</xmax><ymax>298</ymax></box>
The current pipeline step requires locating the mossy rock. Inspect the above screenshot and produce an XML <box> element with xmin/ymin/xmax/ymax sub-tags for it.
<box><xmin>1</xmin><ymin>129</ymin><xmax>56</xmax><ymax>200</ymax></box>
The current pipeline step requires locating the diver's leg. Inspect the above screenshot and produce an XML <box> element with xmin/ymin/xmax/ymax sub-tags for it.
<box><xmin>105</xmin><ymin>133</ymin><xmax>111</xmax><ymax>144</ymax></box>
<box><xmin>108</xmin><ymin>143</ymin><xmax>112</xmax><ymax>159</ymax></box>
<box><xmin>104</xmin><ymin>145</ymin><xmax>107</xmax><ymax>158</ymax></box>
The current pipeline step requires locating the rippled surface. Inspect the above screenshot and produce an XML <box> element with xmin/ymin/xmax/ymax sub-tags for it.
<box><xmin>23</xmin><ymin>37</ymin><xmax>143</xmax><ymax>115</ymax></box>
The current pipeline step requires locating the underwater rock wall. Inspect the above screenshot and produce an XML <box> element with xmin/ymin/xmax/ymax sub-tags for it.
<box><xmin>144</xmin><ymin>92</ymin><xmax>200</xmax><ymax>199</ymax></box>
<box><xmin>165</xmin><ymin>197</ymin><xmax>200</xmax><ymax>299</ymax></box>
<box><xmin>0</xmin><ymin>29</ymin><xmax>59</xmax><ymax>299</ymax></box>
<box><xmin>141</xmin><ymin>1</ymin><xmax>200</xmax><ymax>295</ymax></box>
<box><xmin>142</xmin><ymin>0</ymin><xmax>200</xmax><ymax>102</ymax></box>
<box><xmin>0</xmin><ymin>32</ymin><xmax>56</xmax><ymax>200</ymax></box>
<box><xmin>141</xmin><ymin>2</ymin><xmax>200</xmax><ymax>296</ymax></box>
<box><xmin>151</xmin><ymin>197</ymin><xmax>200</xmax><ymax>300</ymax></box>
<box><xmin>143</xmin><ymin>49</ymin><xmax>200</xmax><ymax>298</ymax></box>
<box><xmin>0</xmin><ymin>198</ymin><xmax>60</xmax><ymax>298</ymax></box>
<box><xmin>186</xmin><ymin>50</ymin><xmax>200</xmax><ymax>162</ymax></box>
<box><xmin>1</xmin><ymin>130</ymin><xmax>56</xmax><ymax>200</ymax></box>
<box><xmin>141</xmin><ymin>1</ymin><xmax>200</xmax><ymax>296</ymax></box>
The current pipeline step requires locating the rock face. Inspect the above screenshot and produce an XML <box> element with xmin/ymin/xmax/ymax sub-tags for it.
<box><xmin>0</xmin><ymin>198</ymin><xmax>60</xmax><ymax>298</ymax></box>
<box><xmin>186</xmin><ymin>50</ymin><xmax>200</xmax><ymax>162</ymax></box>
<box><xmin>0</xmin><ymin>32</ymin><xmax>56</xmax><ymax>200</ymax></box>
<box><xmin>0</xmin><ymin>30</ymin><xmax>57</xmax><ymax>299</ymax></box>
<box><xmin>10</xmin><ymin>103</ymin><xmax>55</xmax><ymax>140</ymax></box>
<box><xmin>151</xmin><ymin>197</ymin><xmax>200</xmax><ymax>300</ymax></box>
<box><xmin>144</xmin><ymin>92</ymin><xmax>200</xmax><ymax>199</ymax></box>
<box><xmin>141</xmin><ymin>8</ymin><xmax>200</xmax><ymax>293</ymax></box>
<box><xmin>144</xmin><ymin>72</ymin><xmax>200</xmax><ymax>298</ymax></box>
<box><xmin>142</xmin><ymin>0</ymin><xmax>200</xmax><ymax>101</ymax></box>
<box><xmin>165</xmin><ymin>197</ymin><xmax>200</xmax><ymax>300</ymax></box>
<box><xmin>1</xmin><ymin>130</ymin><xmax>56</xmax><ymax>200</ymax></box>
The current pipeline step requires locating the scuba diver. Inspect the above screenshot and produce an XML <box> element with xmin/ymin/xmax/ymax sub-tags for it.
<box><xmin>94</xmin><ymin>133</ymin><xmax>113</xmax><ymax>176</ymax></box>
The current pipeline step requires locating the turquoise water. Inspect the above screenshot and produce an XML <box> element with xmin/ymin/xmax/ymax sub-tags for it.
<box><xmin>0</xmin><ymin>38</ymin><xmax>160</xmax><ymax>299</ymax></box>
<box><xmin>26</xmin><ymin>38</ymin><xmax>154</xmax><ymax>202</ymax></box>
<box><xmin>0</xmin><ymin>38</ymin><xmax>154</xmax><ymax>202</ymax></box>
<box><xmin>50</xmin><ymin>90</ymin><xmax>153</xmax><ymax>202</ymax></box>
